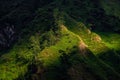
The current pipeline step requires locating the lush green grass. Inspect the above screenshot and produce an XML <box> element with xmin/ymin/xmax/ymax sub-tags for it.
<box><xmin>0</xmin><ymin>46</ymin><xmax>30</xmax><ymax>80</ymax></box>
<box><xmin>98</xmin><ymin>32</ymin><xmax>120</xmax><ymax>50</ymax></box>
<box><xmin>64</xmin><ymin>13</ymin><xmax>109</xmax><ymax>55</ymax></box>
<box><xmin>63</xmin><ymin>14</ymin><xmax>120</xmax><ymax>79</ymax></box>
<box><xmin>0</xmin><ymin>34</ymin><xmax>40</xmax><ymax>79</ymax></box>
<box><xmin>0</xmin><ymin>24</ymin><xmax>81</xmax><ymax>79</ymax></box>
<box><xmin>0</xmin><ymin>22</ymin><xmax>120</xmax><ymax>80</ymax></box>
<box><xmin>37</xmin><ymin>25</ymin><xmax>80</xmax><ymax>67</ymax></box>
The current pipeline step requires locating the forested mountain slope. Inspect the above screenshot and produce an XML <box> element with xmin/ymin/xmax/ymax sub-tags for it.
<box><xmin>0</xmin><ymin>0</ymin><xmax>120</xmax><ymax>80</ymax></box>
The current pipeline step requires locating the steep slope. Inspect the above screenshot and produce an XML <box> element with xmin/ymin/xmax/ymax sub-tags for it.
<box><xmin>0</xmin><ymin>0</ymin><xmax>120</xmax><ymax>80</ymax></box>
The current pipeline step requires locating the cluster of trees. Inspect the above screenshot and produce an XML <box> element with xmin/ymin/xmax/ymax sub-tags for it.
<box><xmin>0</xmin><ymin>0</ymin><xmax>57</xmax><ymax>51</ymax></box>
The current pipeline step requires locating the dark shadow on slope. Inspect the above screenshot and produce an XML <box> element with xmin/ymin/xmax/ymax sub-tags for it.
<box><xmin>97</xmin><ymin>49</ymin><xmax>120</xmax><ymax>74</ymax></box>
<box><xmin>64</xmin><ymin>0</ymin><xmax>120</xmax><ymax>33</ymax></box>
<box><xmin>0</xmin><ymin>1</ymin><xmax>58</xmax><ymax>53</ymax></box>
<box><xmin>0</xmin><ymin>0</ymin><xmax>54</xmax><ymax>34</ymax></box>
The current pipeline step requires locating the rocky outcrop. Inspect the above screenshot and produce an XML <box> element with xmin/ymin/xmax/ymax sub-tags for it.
<box><xmin>0</xmin><ymin>24</ymin><xmax>16</xmax><ymax>49</ymax></box>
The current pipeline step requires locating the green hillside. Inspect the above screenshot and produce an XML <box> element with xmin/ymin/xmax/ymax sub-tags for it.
<box><xmin>0</xmin><ymin>0</ymin><xmax>120</xmax><ymax>80</ymax></box>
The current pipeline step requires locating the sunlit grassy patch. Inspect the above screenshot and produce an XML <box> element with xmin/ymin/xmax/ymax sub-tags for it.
<box><xmin>64</xmin><ymin>14</ymin><xmax>109</xmax><ymax>55</ymax></box>
<box><xmin>37</xmin><ymin>25</ymin><xmax>80</xmax><ymax>67</ymax></box>
<box><xmin>98</xmin><ymin>32</ymin><xmax>120</xmax><ymax>51</ymax></box>
<box><xmin>0</xmin><ymin>41</ymin><xmax>33</xmax><ymax>80</ymax></box>
<box><xmin>0</xmin><ymin>62</ymin><xmax>28</xmax><ymax>80</ymax></box>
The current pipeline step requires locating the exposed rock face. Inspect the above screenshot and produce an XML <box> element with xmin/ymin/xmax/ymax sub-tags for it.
<box><xmin>91</xmin><ymin>35</ymin><xmax>102</xmax><ymax>43</ymax></box>
<box><xmin>0</xmin><ymin>24</ymin><xmax>16</xmax><ymax>49</ymax></box>
<box><xmin>78</xmin><ymin>41</ymin><xmax>88</xmax><ymax>56</ymax></box>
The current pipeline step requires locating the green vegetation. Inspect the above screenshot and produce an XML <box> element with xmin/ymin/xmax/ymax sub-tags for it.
<box><xmin>98</xmin><ymin>32</ymin><xmax>120</xmax><ymax>50</ymax></box>
<box><xmin>37</xmin><ymin>25</ymin><xmax>80</xmax><ymax>67</ymax></box>
<box><xmin>0</xmin><ymin>0</ymin><xmax>120</xmax><ymax>80</ymax></box>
